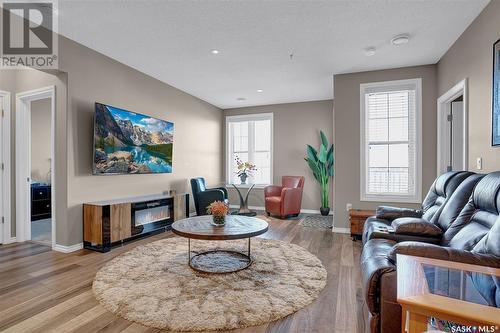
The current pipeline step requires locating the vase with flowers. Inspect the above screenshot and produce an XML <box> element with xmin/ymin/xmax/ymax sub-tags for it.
<box><xmin>235</xmin><ymin>157</ymin><xmax>257</xmax><ymax>184</ymax></box>
<box><xmin>207</xmin><ymin>201</ymin><xmax>229</xmax><ymax>226</ymax></box>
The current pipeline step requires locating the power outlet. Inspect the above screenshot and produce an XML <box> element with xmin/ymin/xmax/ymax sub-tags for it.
<box><xmin>476</xmin><ymin>157</ymin><xmax>483</xmax><ymax>170</ymax></box>
<box><xmin>346</xmin><ymin>203</ymin><xmax>352</xmax><ymax>211</ymax></box>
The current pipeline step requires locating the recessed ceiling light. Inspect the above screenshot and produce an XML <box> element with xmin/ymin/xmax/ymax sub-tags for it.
<box><xmin>237</xmin><ymin>97</ymin><xmax>246</xmax><ymax>101</ymax></box>
<box><xmin>365</xmin><ymin>47</ymin><xmax>376</xmax><ymax>56</ymax></box>
<box><xmin>211</xmin><ymin>49</ymin><xmax>219</xmax><ymax>54</ymax></box>
<box><xmin>391</xmin><ymin>34</ymin><xmax>410</xmax><ymax>46</ymax></box>
<box><xmin>257</xmin><ymin>89</ymin><xmax>263</xmax><ymax>93</ymax></box>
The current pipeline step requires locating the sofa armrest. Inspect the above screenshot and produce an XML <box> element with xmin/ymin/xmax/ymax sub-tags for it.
<box><xmin>390</xmin><ymin>242</ymin><xmax>500</xmax><ymax>269</ymax></box>
<box><xmin>281</xmin><ymin>187</ymin><xmax>302</xmax><ymax>212</ymax></box>
<box><xmin>197</xmin><ymin>189</ymin><xmax>226</xmax><ymax>214</ymax></box>
<box><xmin>391</xmin><ymin>218</ymin><xmax>443</xmax><ymax>238</ymax></box>
<box><xmin>264</xmin><ymin>185</ymin><xmax>282</xmax><ymax>197</ymax></box>
<box><xmin>360</xmin><ymin>240</ymin><xmax>397</xmax><ymax>314</ymax></box>
<box><xmin>376</xmin><ymin>206</ymin><xmax>422</xmax><ymax>222</ymax></box>
<box><xmin>210</xmin><ymin>186</ymin><xmax>228</xmax><ymax>198</ymax></box>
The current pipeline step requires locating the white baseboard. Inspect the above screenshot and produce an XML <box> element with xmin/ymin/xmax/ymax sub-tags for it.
<box><xmin>332</xmin><ymin>227</ymin><xmax>350</xmax><ymax>234</ymax></box>
<box><xmin>3</xmin><ymin>237</ymin><xmax>17</xmax><ymax>244</ymax></box>
<box><xmin>229</xmin><ymin>204</ymin><xmax>264</xmax><ymax>210</ymax></box>
<box><xmin>53</xmin><ymin>243</ymin><xmax>83</xmax><ymax>253</ymax></box>
<box><xmin>229</xmin><ymin>205</ymin><xmax>334</xmax><ymax>216</ymax></box>
<box><xmin>300</xmin><ymin>209</ymin><xmax>334</xmax><ymax>216</ymax></box>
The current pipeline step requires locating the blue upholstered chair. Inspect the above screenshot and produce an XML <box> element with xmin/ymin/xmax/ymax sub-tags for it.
<box><xmin>190</xmin><ymin>177</ymin><xmax>228</xmax><ymax>216</ymax></box>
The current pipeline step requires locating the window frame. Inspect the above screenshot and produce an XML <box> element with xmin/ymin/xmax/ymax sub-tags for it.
<box><xmin>359</xmin><ymin>78</ymin><xmax>422</xmax><ymax>203</ymax></box>
<box><xmin>225</xmin><ymin>113</ymin><xmax>274</xmax><ymax>187</ymax></box>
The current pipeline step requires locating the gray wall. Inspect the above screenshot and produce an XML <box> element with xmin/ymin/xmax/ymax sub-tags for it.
<box><xmin>437</xmin><ymin>0</ymin><xmax>500</xmax><ymax>172</ymax></box>
<box><xmin>333</xmin><ymin>65</ymin><xmax>437</xmax><ymax>229</ymax></box>
<box><xmin>1</xmin><ymin>36</ymin><xmax>223</xmax><ymax>246</ymax></box>
<box><xmin>58</xmin><ymin>36</ymin><xmax>223</xmax><ymax>246</ymax></box>
<box><xmin>223</xmin><ymin>100</ymin><xmax>333</xmax><ymax>212</ymax></box>
<box><xmin>31</xmin><ymin>98</ymin><xmax>52</xmax><ymax>183</ymax></box>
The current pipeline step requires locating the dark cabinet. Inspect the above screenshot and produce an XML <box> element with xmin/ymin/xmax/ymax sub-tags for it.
<box><xmin>31</xmin><ymin>184</ymin><xmax>51</xmax><ymax>221</ymax></box>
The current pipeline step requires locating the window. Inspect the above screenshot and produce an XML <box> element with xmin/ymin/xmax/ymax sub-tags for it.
<box><xmin>360</xmin><ymin>79</ymin><xmax>422</xmax><ymax>202</ymax></box>
<box><xmin>226</xmin><ymin>113</ymin><xmax>273</xmax><ymax>185</ymax></box>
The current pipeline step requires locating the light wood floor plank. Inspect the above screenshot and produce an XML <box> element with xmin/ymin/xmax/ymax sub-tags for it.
<box><xmin>0</xmin><ymin>216</ymin><xmax>362</xmax><ymax>333</ymax></box>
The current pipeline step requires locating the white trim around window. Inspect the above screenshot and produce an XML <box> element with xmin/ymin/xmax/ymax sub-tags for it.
<box><xmin>225</xmin><ymin>113</ymin><xmax>273</xmax><ymax>186</ymax></box>
<box><xmin>360</xmin><ymin>78</ymin><xmax>422</xmax><ymax>203</ymax></box>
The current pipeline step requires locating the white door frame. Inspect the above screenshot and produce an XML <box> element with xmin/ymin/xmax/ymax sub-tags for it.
<box><xmin>0</xmin><ymin>90</ymin><xmax>12</xmax><ymax>244</ymax></box>
<box><xmin>16</xmin><ymin>86</ymin><xmax>56</xmax><ymax>248</ymax></box>
<box><xmin>437</xmin><ymin>79</ymin><xmax>468</xmax><ymax>175</ymax></box>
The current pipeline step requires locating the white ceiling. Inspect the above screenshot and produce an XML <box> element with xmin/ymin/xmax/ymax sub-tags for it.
<box><xmin>57</xmin><ymin>0</ymin><xmax>489</xmax><ymax>109</ymax></box>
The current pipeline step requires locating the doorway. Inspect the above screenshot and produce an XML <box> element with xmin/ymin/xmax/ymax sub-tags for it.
<box><xmin>450</xmin><ymin>96</ymin><xmax>465</xmax><ymax>171</ymax></box>
<box><xmin>16</xmin><ymin>86</ymin><xmax>56</xmax><ymax>248</ymax></box>
<box><xmin>437</xmin><ymin>79</ymin><xmax>468</xmax><ymax>174</ymax></box>
<box><xmin>0</xmin><ymin>90</ymin><xmax>11</xmax><ymax>244</ymax></box>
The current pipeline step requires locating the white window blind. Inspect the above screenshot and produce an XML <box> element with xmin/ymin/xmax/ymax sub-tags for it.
<box><xmin>360</xmin><ymin>79</ymin><xmax>422</xmax><ymax>202</ymax></box>
<box><xmin>226</xmin><ymin>114</ymin><xmax>273</xmax><ymax>185</ymax></box>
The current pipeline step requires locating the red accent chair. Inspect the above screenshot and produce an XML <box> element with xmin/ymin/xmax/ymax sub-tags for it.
<box><xmin>264</xmin><ymin>176</ymin><xmax>305</xmax><ymax>219</ymax></box>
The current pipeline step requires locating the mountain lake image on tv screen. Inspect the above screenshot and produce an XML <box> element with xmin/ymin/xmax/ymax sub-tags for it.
<box><xmin>94</xmin><ymin>103</ymin><xmax>174</xmax><ymax>174</ymax></box>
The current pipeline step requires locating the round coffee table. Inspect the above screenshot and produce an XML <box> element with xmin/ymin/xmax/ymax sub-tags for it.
<box><xmin>171</xmin><ymin>215</ymin><xmax>268</xmax><ymax>274</ymax></box>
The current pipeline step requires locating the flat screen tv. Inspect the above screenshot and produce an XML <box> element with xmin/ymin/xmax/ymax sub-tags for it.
<box><xmin>93</xmin><ymin>103</ymin><xmax>174</xmax><ymax>174</ymax></box>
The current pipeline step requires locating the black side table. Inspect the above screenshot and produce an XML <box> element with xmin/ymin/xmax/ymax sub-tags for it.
<box><xmin>230</xmin><ymin>184</ymin><xmax>257</xmax><ymax>216</ymax></box>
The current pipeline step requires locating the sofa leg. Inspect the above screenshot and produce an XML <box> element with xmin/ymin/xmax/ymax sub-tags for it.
<box><xmin>266</xmin><ymin>212</ymin><xmax>270</xmax><ymax>217</ymax></box>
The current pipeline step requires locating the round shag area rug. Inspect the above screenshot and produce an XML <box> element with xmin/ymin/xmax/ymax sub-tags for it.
<box><xmin>92</xmin><ymin>237</ymin><xmax>327</xmax><ymax>331</ymax></box>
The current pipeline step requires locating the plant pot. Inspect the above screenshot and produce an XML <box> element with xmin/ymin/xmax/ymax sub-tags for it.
<box><xmin>320</xmin><ymin>207</ymin><xmax>330</xmax><ymax>216</ymax></box>
<box><xmin>239</xmin><ymin>174</ymin><xmax>248</xmax><ymax>185</ymax></box>
<box><xmin>211</xmin><ymin>215</ymin><xmax>226</xmax><ymax>226</ymax></box>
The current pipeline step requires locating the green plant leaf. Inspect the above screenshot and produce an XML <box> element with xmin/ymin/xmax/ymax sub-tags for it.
<box><xmin>328</xmin><ymin>162</ymin><xmax>334</xmax><ymax>177</ymax></box>
<box><xmin>318</xmin><ymin>144</ymin><xmax>327</xmax><ymax>163</ymax></box>
<box><xmin>306</xmin><ymin>145</ymin><xmax>318</xmax><ymax>162</ymax></box>
<box><xmin>320</xmin><ymin>130</ymin><xmax>329</xmax><ymax>148</ymax></box>
<box><xmin>306</xmin><ymin>159</ymin><xmax>321</xmax><ymax>179</ymax></box>
<box><xmin>327</xmin><ymin>145</ymin><xmax>334</xmax><ymax>163</ymax></box>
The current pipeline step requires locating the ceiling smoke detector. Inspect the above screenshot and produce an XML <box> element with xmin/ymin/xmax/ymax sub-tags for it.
<box><xmin>391</xmin><ymin>34</ymin><xmax>410</xmax><ymax>46</ymax></box>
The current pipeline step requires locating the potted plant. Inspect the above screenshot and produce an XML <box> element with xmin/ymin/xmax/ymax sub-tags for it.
<box><xmin>235</xmin><ymin>157</ymin><xmax>257</xmax><ymax>184</ymax></box>
<box><xmin>207</xmin><ymin>201</ymin><xmax>229</xmax><ymax>226</ymax></box>
<box><xmin>304</xmin><ymin>131</ymin><xmax>334</xmax><ymax>216</ymax></box>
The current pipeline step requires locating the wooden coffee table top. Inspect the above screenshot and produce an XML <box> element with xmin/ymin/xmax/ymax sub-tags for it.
<box><xmin>171</xmin><ymin>215</ymin><xmax>268</xmax><ymax>240</ymax></box>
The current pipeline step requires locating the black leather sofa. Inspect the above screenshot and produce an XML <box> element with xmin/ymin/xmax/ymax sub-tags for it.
<box><xmin>190</xmin><ymin>177</ymin><xmax>228</xmax><ymax>216</ymax></box>
<box><xmin>362</xmin><ymin>171</ymin><xmax>474</xmax><ymax>245</ymax></box>
<box><xmin>360</xmin><ymin>171</ymin><xmax>500</xmax><ymax>333</ymax></box>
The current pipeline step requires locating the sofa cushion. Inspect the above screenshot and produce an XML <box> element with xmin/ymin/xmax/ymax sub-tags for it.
<box><xmin>433</xmin><ymin>174</ymin><xmax>484</xmax><ymax>230</ymax></box>
<box><xmin>265</xmin><ymin>196</ymin><xmax>281</xmax><ymax>213</ymax></box>
<box><xmin>360</xmin><ymin>239</ymin><xmax>397</xmax><ymax>314</ymax></box>
<box><xmin>444</xmin><ymin>172</ymin><xmax>500</xmax><ymax>249</ymax></box>
<box><xmin>421</xmin><ymin>171</ymin><xmax>473</xmax><ymax>221</ymax></box>
<box><xmin>474</xmin><ymin>216</ymin><xmax>500</xmax><ymax>256</ymax></box>
<box><xmin>392</xmin><ymin>217</ymin><xmax>443</xmax><ymax>237</ymax></box>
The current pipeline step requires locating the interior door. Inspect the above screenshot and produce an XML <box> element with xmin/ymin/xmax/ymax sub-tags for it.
<box><xmin>450</xmin><ymin>101</ymin><xmax>465</xmax><ymax>171</ymax></box>
<box><xmin>0</xmin><ymin>95</ymin><xmax>3</xmax><ymax>244</ymax></box>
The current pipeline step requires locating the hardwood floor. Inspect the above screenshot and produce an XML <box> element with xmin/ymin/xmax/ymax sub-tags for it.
<box><xmin>0</xmin><ymin>216</ymin><xmax>364</xmax><ymax>333</ymax></box>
